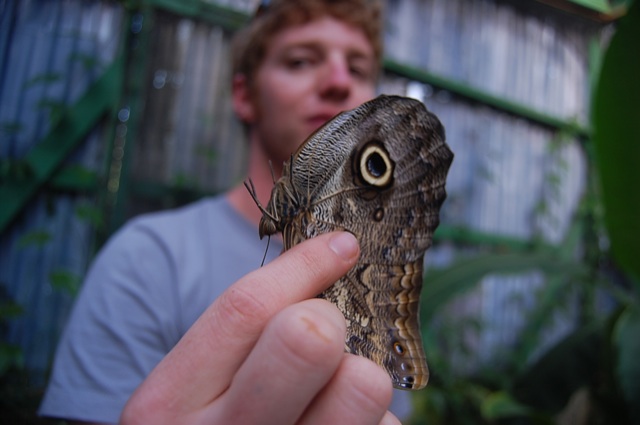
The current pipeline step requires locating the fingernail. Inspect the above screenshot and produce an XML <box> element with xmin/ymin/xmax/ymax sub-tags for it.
<box><xmin>380</xmin><ymin>411</ymin><xmax>401</xmax><ymax>425</ymax></box>
<box><xmin>328</xmin><ymin>232</ymin><xmax>359</xmax><ymax>259</ymax></box>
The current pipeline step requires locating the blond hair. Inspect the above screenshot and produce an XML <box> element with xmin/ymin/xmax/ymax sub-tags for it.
<box><xmin>232</xmin><ymin>0</ymin><xmax>384</xmax><ymax>81</ymax></box>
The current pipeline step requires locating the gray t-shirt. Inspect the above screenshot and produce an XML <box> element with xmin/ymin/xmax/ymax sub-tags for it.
<box><xmin>39</xmin><ymin>196</ymin><xmax>412</xmax><ymax>423</ymax></box>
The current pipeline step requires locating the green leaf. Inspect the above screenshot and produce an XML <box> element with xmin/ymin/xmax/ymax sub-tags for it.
<box><xmin>49</xmin><ymin>270</ymin><xmax>81</xmax><ymax>296</ymax></box>
<box><xmin>0</xmin><ymin>301</ymin><xmax>23</xmax><ymax>319</ymax></box>
<box><xmin>0</xmin><ymin>159</ymin><xmax>34</xmax><ymax>183</ymax></box>
<box><xmin>194</xmin><ymin>144</ymin><xmax>218</xmax><ymax>164</ymax></box>
<box><xmin>592</xmin><ymin>0</ymin><xmax>640</xmax><ymax>287</ymax></box>
<box><xmin>511</xmin><ymin>322</ymin><xmax>602</xmax><ymax>414</ymax></box>
<box><xmin>613</xmin><ymin>305</ymin><xmax>640</xmax><ymax>423</ymax></box>
<box><xmin>172</xmin><ymin>173</ymin><xmax>198</xmax><ymax>189</ymax></box>
<box><xmin>568</xmin><ymin>0</ymin><xmax>612</xmax><ymax>13</ymax></box>
<box><xmin>53</xmin><ymin>164</ymin><xmax>99</xmax><ymax>191</ymax></box>
<box><xmin>75</xmin><ymin>203</ymin><xmax>104</xmax><ymax>228</ymax></box>
<box><xmin>17</xmin><ymin>230</ymin><xmax>51</xmax><ymax>248</ymax></box>
<box><xmin>511</xmin><ymin>275</ymin><xmax>577</xmax><ymax>368</ymax></box>
<box><xmin>68</xmin><ymin>52</ymin><xmax>100</xmax><ymax>70</ymax></box>
<box><xmin>36</xmin><ymin>98</ymin><xmax>67</xmax><ymax>123</ymax></box>
<box><xmin>0</xmin><ymin>120</ymin><xmax>24</xmax><ymax>136</ymax></box>
<box><xmin>22</xmin><ymin>72</ymin><xmax>62</xmax><ymax>89</ymax></box>
<box><xmin>421</xmin><ymin>250</ymin><xmax>586</xmax><ymax>324</ymax></box>
<box><xmin>0</xmin><ymin>343</ymin><xmax>24</xmax><ymax>376</ymax></box>
<box><xmin>481</xmin><ymin>391</ymin><xmax>531</xmax><ymax>419</ymax></box>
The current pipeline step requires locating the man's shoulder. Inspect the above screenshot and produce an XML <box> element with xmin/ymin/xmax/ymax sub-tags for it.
<box><xmin>116</xmin><ymin>195</ymin><xmax>238</xmax><ymax>241</ymax></box>
<box><xmin>107</xmin><ymin>194</ymin><xmax>263</xmax><ymax>257</ymax></box>
<box><xmin>128</xmin><ymin>195</ymin><xmax>227</xmax><ymax>229</ymax></box>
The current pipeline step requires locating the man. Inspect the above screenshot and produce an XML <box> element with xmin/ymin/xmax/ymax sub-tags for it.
<box><xmin>40</xmin><ymin>1</ymin><xmax>410</xmax><ymax>423</ymax></box>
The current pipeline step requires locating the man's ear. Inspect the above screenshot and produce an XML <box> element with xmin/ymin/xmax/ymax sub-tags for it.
<box><xmin>232</xmin><ymin>73</ymin><xmax>256</xmax><ymax>124</ymax></box>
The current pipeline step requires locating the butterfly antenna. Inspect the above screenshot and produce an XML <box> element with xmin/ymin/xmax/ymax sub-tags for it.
<box><xmin>288</xmin><ymin>153</ymin><xmax>301</xmax><ymax>201</ymax></box>
<box><xmin>244</xmin><ymin>179</ymin><xmax>261</xmax><ymax>209</ymax></box>
<box><xmin>268</xmin><ymin>160</ymin><xmax>276</xmax><ymax>184</ymax></box>
<box><xmin>243</xmin><ymin>178</ymin><xmax>280</xmax><ymax>223</ymax></box>
<box><xmin>244</xmin><ymin>179</ymin><xmax>269</xmax><ymax>215</ymax></box>
<box><xmin>260</xmin><ymin>235</ymin><xmax>271</xmax><ymax>267</ymax></box>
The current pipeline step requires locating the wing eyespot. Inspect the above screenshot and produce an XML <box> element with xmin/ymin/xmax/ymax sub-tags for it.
<box><xmin>358</xmin><ymin>143</ymin><xmax>394</xmax><ymax>188</ymax></box>
<box><xmin>393</xmin><ymin>341</ymin><xmax>405</xmax><ymax>356</ymax></box>
<box><xmin>373</xmin><ymin>207</ymin><xmax>384</xmax><ymax>221</ymax></box>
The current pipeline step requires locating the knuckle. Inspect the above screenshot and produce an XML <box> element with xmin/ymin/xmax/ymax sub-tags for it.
<box><xmin>214</xmin><ymin>282</ymin><xmax>271</xmax><ymax>335</ymax></box>
<box><xmin>296</xmin><ymin>243</ymin><xmax>324</xmax><ymax>276</ymax></box>
<box><xmin>120</xmin><ymin>397</ymin><xmax>162</xmax><ymax>425</ymax></box>
<box><xmin>288</xmin><ymin>241</ymin><xmax>337</xmax><ymax>288</ymax></box>
<box><xmin>272</xmin><ymin>303</ymin><xmax>345</xmax><ymax>371</ymax></box>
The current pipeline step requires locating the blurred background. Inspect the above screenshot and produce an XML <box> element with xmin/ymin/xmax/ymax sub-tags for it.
<box><xmin>1</xmin><ymin>0</ymin><xmax>638</xmax><ymax>423</ymax></box>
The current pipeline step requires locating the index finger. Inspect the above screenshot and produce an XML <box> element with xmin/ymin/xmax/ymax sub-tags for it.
<box><xmin>126</xmin><ymin>231</ymin><xmax>359</xmax><ymax>414</ymax></box>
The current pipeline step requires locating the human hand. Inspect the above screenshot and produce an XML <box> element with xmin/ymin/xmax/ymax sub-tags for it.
<box><xmin>120</xmin><ymin>232</ymin><xmax>400</xmax><ymax>425</ymax></box>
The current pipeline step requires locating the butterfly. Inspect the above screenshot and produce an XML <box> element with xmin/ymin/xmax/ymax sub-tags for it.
<box><xmin>246</xmin><ymin>95</ymin><xmax>453</xmax><ymax>390</ymax></box>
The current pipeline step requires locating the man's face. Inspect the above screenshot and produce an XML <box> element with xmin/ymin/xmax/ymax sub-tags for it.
<box><xmin>245</xmin><ymin>16</ymin><xmax>377</xmax><ymax>165</ymax></box>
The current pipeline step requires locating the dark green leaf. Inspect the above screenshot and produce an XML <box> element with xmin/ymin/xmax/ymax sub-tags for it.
<box><xmin>36</xmin><ymin>98</ymin><xmax>66</xmax><ymax>123</ymax></box>
<box><xmin>481</xmin><ymin>391</ymin><xmax>531</xmax><ymax>419</ymax></box>
<box><xmin>421</xmin><ymin>250</ymin><xmax>586</xmax><ymax>324</ymax></box>
<box><xmin>75</xmin><ymin>203</ymin><xmax>104</xmax><ymax>228</ymax></box>
<box><xmin>22</xmin><ymin>72</ymin><xmax>62</xmax><ymax>89</ymax></box>
<box><xmin>17</xmin><ymin>230</ymin><xmax>51</xmax><ymax>249</ymax></box>
<box><xmin>0</xmin><ymin>159</ymin><xmax>34</xmax><ymax>183</ymax></box>
<box><xmin>0</xmin><ymin>121</ymin><xmax>24</xmax><ymax>136</ymax></box>
<box><xmin>194</xmin><ymin>144</ymin><xmax>218</xmax><ymax>163</ymax></box>
<box><xmin>68</xmin><ymin>52</ymin><xmax>100</xmax><ymax>70</ymax></box>
<box><xmin>592</xmin><ymin>0</ymin><xmax>640</xmax><ymax>286</ymax></box>
<box><xmin>0</xmin><ymin>302</ymin><xmax>23</xmax><ymax>319</ymax></box>
<box><xmin>511</xmin><ymin>322</ymin><xmax>602</xmax><ymax>414</ymax></box>
<box><xmin>0</xmin><ymin>343</ymin><xmax>24</xmax><ymax>376</ymax></box>
<box><xmin>172</xmin><ymin>173</ymin><xmax>198</xmax><ymax>189</ymax></box>
<box><xmin>53</xmin><ymin>164</ymin><xmax>99</xmax><ymax>191</ymax></box>
<box><xmin>49</xmin><ymin>270</ymin><xmax>81</xmax><ymax>296</ymax></box>
<box><xmin>614</xmin><ymin>305</ymin><xmax>640</xmax><ymax>423</ymax></box>
<box><xmin>511</xmin><ymin>275</ymin><xmax>577</xmax><ymax>368</ymax></box>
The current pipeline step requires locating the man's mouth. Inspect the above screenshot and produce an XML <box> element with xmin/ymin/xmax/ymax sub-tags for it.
<box><xmin>307</xmin><ymin>113</ymin><xmax>338</xmax><ymax>130</ymax></box>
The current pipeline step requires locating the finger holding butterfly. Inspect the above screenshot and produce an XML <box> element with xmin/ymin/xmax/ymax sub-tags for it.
<box><xmin>205</xmin><ymin>299</ymin><xmax>395</xmax><ymax>425</ymax></box>
<box><xmin>298</xmin><ymin>353</ymin><xmax>401</xmax><ymax>425</ymax></box>
<box><xmin>120</xmin><ymin>232</ymin><xmax>395</xmax><ymax>425</ymax></box>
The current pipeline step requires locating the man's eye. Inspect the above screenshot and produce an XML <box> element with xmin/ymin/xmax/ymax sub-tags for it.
<box><xmin>350</xmin><ymin>66</ymin><xmax>372</xmax><ymax>81</ymax></box>
<box><xmin>350</xmin><ymin>67</ymin><xmax>364</xmax><ymax>77</ymax></box>
<box><xmin>287</xmin><ymin>57</ymin><xmax>314</xmax><ymax>69</ymax></box>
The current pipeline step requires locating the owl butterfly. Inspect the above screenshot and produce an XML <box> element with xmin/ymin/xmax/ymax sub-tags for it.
<box><xmin>246</xmin><ymin>95</ymin><xmax>453</xmax><ymax>390</ymax></box>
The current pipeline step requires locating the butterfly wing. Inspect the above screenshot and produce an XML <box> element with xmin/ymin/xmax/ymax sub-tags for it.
<box><xmin>261</xmin><ymin>95</ymin><xmax>453</xmax><ymax>390</ymax></box>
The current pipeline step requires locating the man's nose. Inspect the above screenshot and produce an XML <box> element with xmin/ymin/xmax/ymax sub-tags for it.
<box><xmin>318</xmin><ymin>57</ymin><xmax>352</xmax><ymax>101</ymax></box>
